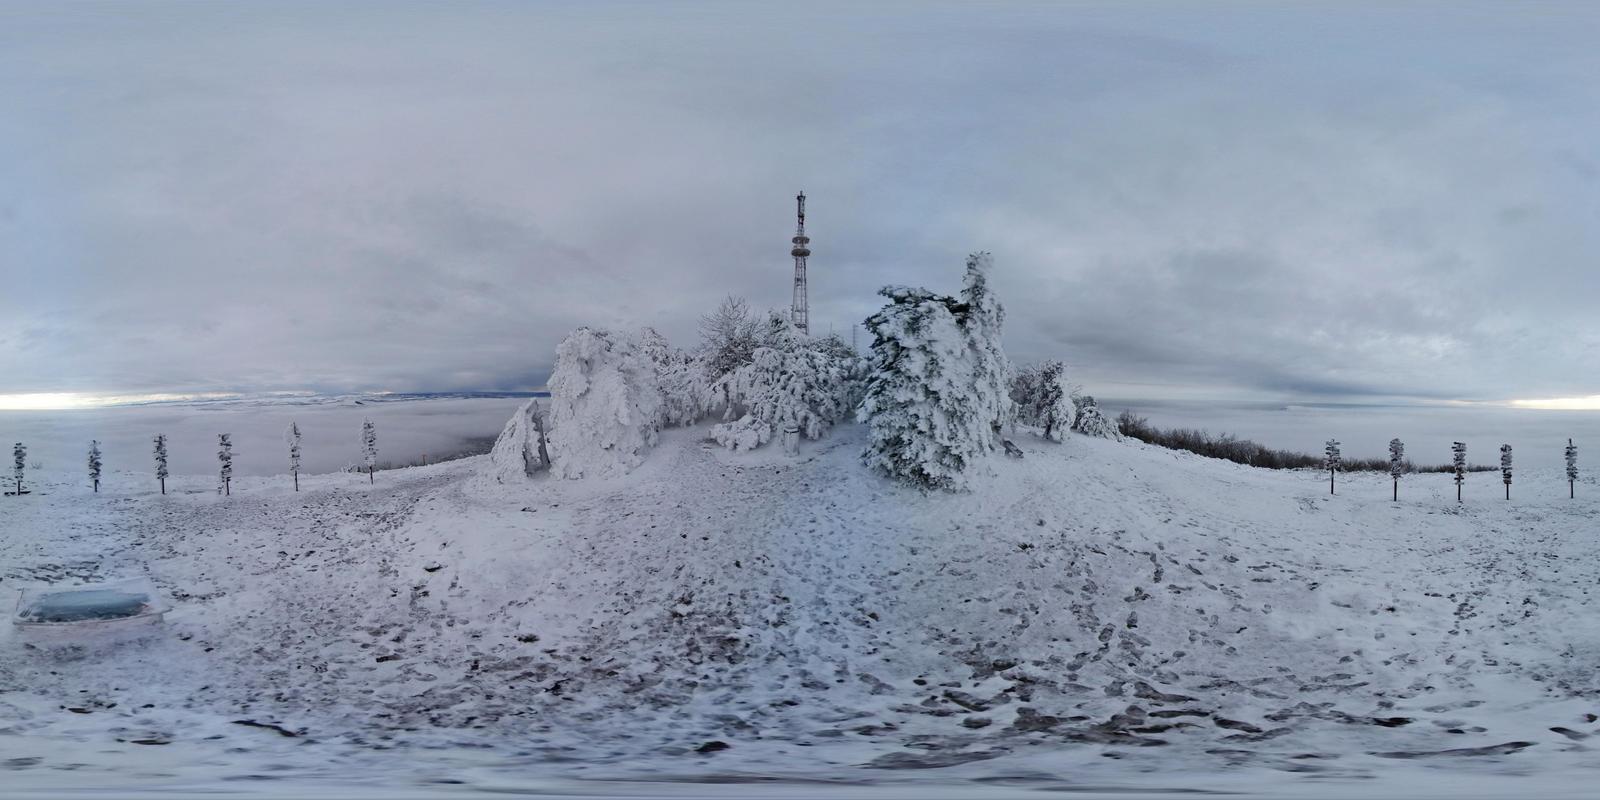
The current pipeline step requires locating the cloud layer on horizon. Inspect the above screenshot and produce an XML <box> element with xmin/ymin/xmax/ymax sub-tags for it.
<box><xmin>3</xmin><ymin>1</ymin><xmax>1599</xmax><ymax>403</ymax></box>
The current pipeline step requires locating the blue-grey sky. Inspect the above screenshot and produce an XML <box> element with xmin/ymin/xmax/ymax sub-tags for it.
<box><xmin>3</xmin><ymin>1</ymin><xmax>1599</xmax><ymax>404</ymax></box>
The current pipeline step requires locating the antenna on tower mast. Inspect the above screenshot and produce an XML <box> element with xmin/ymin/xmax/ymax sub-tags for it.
<box><xmin>790</xmin><ymin>191</ymin><xmax>810</xmax><ymax>335</ymax></box>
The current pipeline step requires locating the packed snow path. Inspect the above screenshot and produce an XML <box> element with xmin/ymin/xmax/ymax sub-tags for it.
<box><xmin>2</xmin><ymin>426</ymin><xmax>1598</xmax><ymax>796</ymax></box>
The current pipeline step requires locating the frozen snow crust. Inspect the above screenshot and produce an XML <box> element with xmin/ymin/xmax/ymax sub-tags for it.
<box><xmin>4</xmin><ymin>424</ymin><xmax>1600</xmax><ymax>794</ymax></box>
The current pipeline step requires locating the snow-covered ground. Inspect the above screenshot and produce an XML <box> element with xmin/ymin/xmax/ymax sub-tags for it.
<box><xmin>2</xmin><ymin>424</ymin><xmax>1598</xmax><ymax>798</ymax></box>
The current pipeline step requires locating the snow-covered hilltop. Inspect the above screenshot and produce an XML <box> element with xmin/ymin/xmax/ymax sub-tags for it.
<box><xmin>3</xmin><ymin>422</ymin><xmax>1598</xmax><ymax>795</ymax></box>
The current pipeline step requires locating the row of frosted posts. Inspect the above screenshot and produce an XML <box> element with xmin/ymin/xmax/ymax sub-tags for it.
<box><xmin>7</xmin><ymin>420</ymin><xmax>377</xmax><ymax>497</ymax></box>
<box><xmin>1325</xmin><ymin>438</ymin><xmax>1578</xmax><ymax>501</ymax></box>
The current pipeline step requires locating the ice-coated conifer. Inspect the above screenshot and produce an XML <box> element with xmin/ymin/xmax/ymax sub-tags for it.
<box><xmin>1500</xmin><ymin>444</ymin><xmax>1512</xmax><ymax>499</ymax></box>
<box><xmin>362</xmin><ymin>419</ymin><xmax>378</xmax><ymax>483</ymax></box>
<box><xmin>154</xmin><ymin>434</ymin><xmax>169</xmax><ymax>495</ymax></box>
<box><xmin>1388</xmin><ymin>438</ymin><xmax>1404</xmax><ymax>500</ymax></box>
<box><xmin>1566</xmin><ymin>439</ymin><xmax>1577</xmax><ymax>498</ymax></box>
<box><xmin>285</xmin><ymin>422</ymin><xmax>302</xmax><ymax>491</ymax></box>
<box><xmin>1324</xmin><ymin>439</ymin><xmax>1341</xmax><ymax>495</ymax></box>
<box><xmin>218</xmin><ymin>433</ymin><xmax>234</xmax><ymax>496</ymax></box>
<box><xmin>1452</xmin><ymin>441</ymin><xmax>1467</xmax><ymax>502</ymax></box>
<box><xmin>87</xmin><ymin>440</ymin><xmax>102</xmax><ymax>492</ymax></box>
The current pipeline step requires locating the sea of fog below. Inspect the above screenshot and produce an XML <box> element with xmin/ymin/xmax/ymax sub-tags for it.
<box><xmin>0</xmin><ymin>395</ymin><xmax>534</xmax><ymax>478</ymax></box>
<box><xmin>2</xmin><ymin>394</ymin><xmax>1597</xmax><ymax>481</ymax></box>
<box><xmin>1109</xmin><ymin>398</ymin><xmax>1600</xmax><ymax>473</ymax></box>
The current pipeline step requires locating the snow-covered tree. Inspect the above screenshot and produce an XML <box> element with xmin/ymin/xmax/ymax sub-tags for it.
<box><xmin>1566</xmin><ymin>438</ymin><xmax>1578</xmax><ymax>498</ymax></box>
<box><xmin>1500</xmin><ymin>443</ymin><xmax>1512</xmax><ymax>500</ymax></box>
<box><xmin>712</xmin><ymin>344</ymin><xmax>859</xmax><ymax>450</ymax></box>
<box><xmin>1072</xmin><ymin>395</ymin><xmax>1123</xmax><ymax>441</ymax></box>
<box><xmin>12</xmin><ymin>442</ymin><xmax>25</xmax><ymax>495</ymax></box>
<box><xmin>546</xmin><ymin>327</ymin><xmax>665</xmax><ymax>479</ymax></box>
<box><xmin>1323</xmin><ymin>439</ymin><xmax>1341</xmax><ymax>494</ymax></box>
<box><xmin>218</xmin><ymin>433</ymin><xmax>234</xmax><ymax>496</ymax></box>
<box><xmin>1017</xmin><ymin>361</ymin><xmax>1077</xmax><ymax>442</ymax></box>
<box><xmin>959</xmin><ymin>252</ymin><xmax>1012</xmax><ymax>442</ymax></box>
<box><xmin>154</xmin><ymin>434</ymin><xmax>169</xmax><ymax>495</ymax></box>
<box><xmin>699</xmin><ymin>295</ymin><xmax>760</xmax><ymax>380</ymax></box>
<box><xmin>87</xmin><ymin>440</ymin><xmax>103</xmax><ymax>493</ymax></box>
<box><xmin>285</xmin><ymin>422</ymin><xmax>302</xmax><ymax>491</ymax></box>
<box><xmin>362</xmin><ymin>419</ymin><xmax>378</xmax><ymax>483</ymax></box>
<box><xmin>642</xmin><ymin>327</ymin><xmax>711</xmax><ymax>428</ymax></box>
<box><xmin>1388</xmin><ymin>438</ymin><xmax>1404</xmax><ymax>501</ymax></box>
<box><xmin>1452</xmin><ymin>441</ymin><xmax>1466</xmax><ymax>502</ymax></box>
<box><xmin>859</xmin><ymin>286</ymin><xmax>989</xmax><ymax>490</ymax></box>
<box><xmin>488</xmin><ymin>399</ymin><xmax>553</xmax><ymax>482</ymax></box>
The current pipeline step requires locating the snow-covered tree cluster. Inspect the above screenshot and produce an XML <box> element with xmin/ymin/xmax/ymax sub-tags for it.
<box><xmin>858</xmin><ymin>253</ymin><xmax>1013</xmax><ymax>491</ymax></box>
<box><xmin>711</xmin><ymin>329</ymin><xmax>863</xmax><ymax>452</ymax></box>
<box><xmin>12</xmin><ymin>442</ymin><xmax>24</xmax><ymax>494</ymax></box>
<box><xmin>1072</xmin><ymin>395</ymin><xmax>1123</xmax><ymax>441</ymax></box>
<box><xmin>493</xmin><ymin>296</ymin><xmax>866</xmax><ymax>480</ymax></box>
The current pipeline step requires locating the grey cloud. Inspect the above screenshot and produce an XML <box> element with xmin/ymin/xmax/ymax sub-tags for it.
<box><xmin>2</xmin><ymin>1</ymin><xmax>1599</xmax><ymax>403</ymax></box>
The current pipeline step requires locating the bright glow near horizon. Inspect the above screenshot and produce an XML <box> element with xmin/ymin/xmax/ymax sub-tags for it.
<box><xmin>1510</xmin><ymin>396</ymin><xmax>1600</xmax><ymax>411</ymax></box>
<box><xmin>0</xmin><ymin>392</ymin><xmax>241</xmax><ymax>411</ymax></box>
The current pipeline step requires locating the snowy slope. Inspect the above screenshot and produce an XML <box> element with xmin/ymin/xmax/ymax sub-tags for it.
<box><xmin>2</xmin><ymin>425</ymin><xmax>1598</xmax><ymax>797</ymax></box>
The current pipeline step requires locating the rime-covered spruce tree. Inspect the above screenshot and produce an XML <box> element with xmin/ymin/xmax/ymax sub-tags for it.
<box><xmin>362</xmin><ymin>419</ymin><xmax>378</xmax><ymax>483</ymax></box>
<box><xmin>1072</xmin><ymin>395</ymin><xmax>1123</xmax><ymax>441</ymax></box>
<box><xmin>1035</xmin><ymin>361</ymin><xmax>1077</xmax><ymax>442</ymax></box>
<box><xmin>87</xmin><ymin>440</ymin><xmax>103</xmax><ymax>493</ymax></box>
<box><xmin>218</xmin><ymin>433</ymin><xmax>234</xmax><ymax>496</ymax></box>
<box><xmin>1324</xmin><ymin>439</ymin><xmax>1341</xmax><ymax>495</ymax></box>
<box><xmin>1452</xmin><ymin>441</ymin><xmax>1467</xmax><ymax>502</ymax></box>
<box><xmin>285</xmin><ymin>422</ymin><xmax>302</xmax><ymax>491</ymax></box>
<box><xmin>12</xmin><ymin>442</ymin><xmax>25</xmax><ymax>495</ymax></box>
<box><xmin>859</xmin><ymin>286</ymin><xmax>989</xmax><ymax>490</ymax></box>
<box><xmin>1500</xmin><ymin>444</ymin><xmax>1513</xmax><ymax>500</ymax></box>
<box><xmin>154</xmin><ymin>434</ymin><xmax>169</xmax><ymax>495</ymax></box>
<box><xmin>1566</xmin><ymin>439</ymin><xmax>1578</xmax><ymax>498</ymax></box>
<box><xmin>959</xmin><ymin>252</ymin><xmax>1012</xmax><ymax>441</ymax></box>
<box><xmin>546</xmin><ymin>327</ymin><xmax>665</xmax><ymax>479</ymax></box>
<box><xmin>1388</xmin><ymin>438</ymin><xmax>1404</xmax><ymax>501</ymax></box>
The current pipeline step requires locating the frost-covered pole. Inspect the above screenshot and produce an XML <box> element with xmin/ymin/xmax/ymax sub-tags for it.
<box><xmin>1324</xmin><ymin>439</ymin><xmax>1341</xmax><ymax>495</ymax></box>
<box><xmin>362</xmin><ymin>419</ymin><xmax>377</xmax><ymax>484</ymax></box>
<box><xmin>286</xmin><ymin>422</ymin><xmax>302</xmax><ymax>492</ymax></box>
<box><xmin>153</xmin><ymin>434</ymin><xmax>169</xmax><ymax>495</ymax></box>
<box><xmin>1500</xmin><ymin>444</ymin><xmax>1512</xmax><ymax>500</ymax></box>
<box><xmin>218</xmin><ymin>433</ymin><xmax>234</xmax><ymax>496</ymax></box>
<box><xmin>13</xmin><ymin>442</ymin><xmax>26</xmax><ymax>495</ymax></box>
<box><xmin>1388</xmin><ymin>438</ymin><xmax>1404</xmax><ymax>501</ymax></box>
<box><xmin>87</xmin><ymin>440</ymin><xmax>102</xmax><ymax>493</ymax></box>
<box><xmin>1566</xmin><ymin>438</ymin><xmax>1578</xmax><ymax>499</ymax></box>
<box><xmin>1452</xmin><ymin>441</ymin><xmax>1466</xmax><ymax>502</ymax></box>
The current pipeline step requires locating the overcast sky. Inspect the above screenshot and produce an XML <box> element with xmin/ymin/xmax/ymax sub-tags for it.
<box><xmin>3</xmin><ymin>1</ymin><xmax>1599</xmax><ymax>404</ymax></box>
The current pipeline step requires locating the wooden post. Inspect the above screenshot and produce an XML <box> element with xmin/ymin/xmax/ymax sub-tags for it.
<box><xmin>293</xmin><ymin>471</ymin><xmax>299</xmax><ymax>492</ymax></box>
<box><xmin>1329</xmin><ymin>468</ymin><xmax>1335</xmax><ymax>495</ymax></box>
<box><xmin>224</xmin><ymin>477</ymin><xmax>230</xmax><ymax>496</ymax></box>
<box><xmin>1393</xmin><ymin>477</ymin><xmax>1397</xmax><ymax>502</ymax></box>
<box><xmin>160</xmin><ymin>477</ymin><xmax>165</xmax><ymax>495</ymax></box>
<box><xmin>369</xmin><ymin>466</ymin><xmax>374</xmax><ymax>484</ymax></box>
